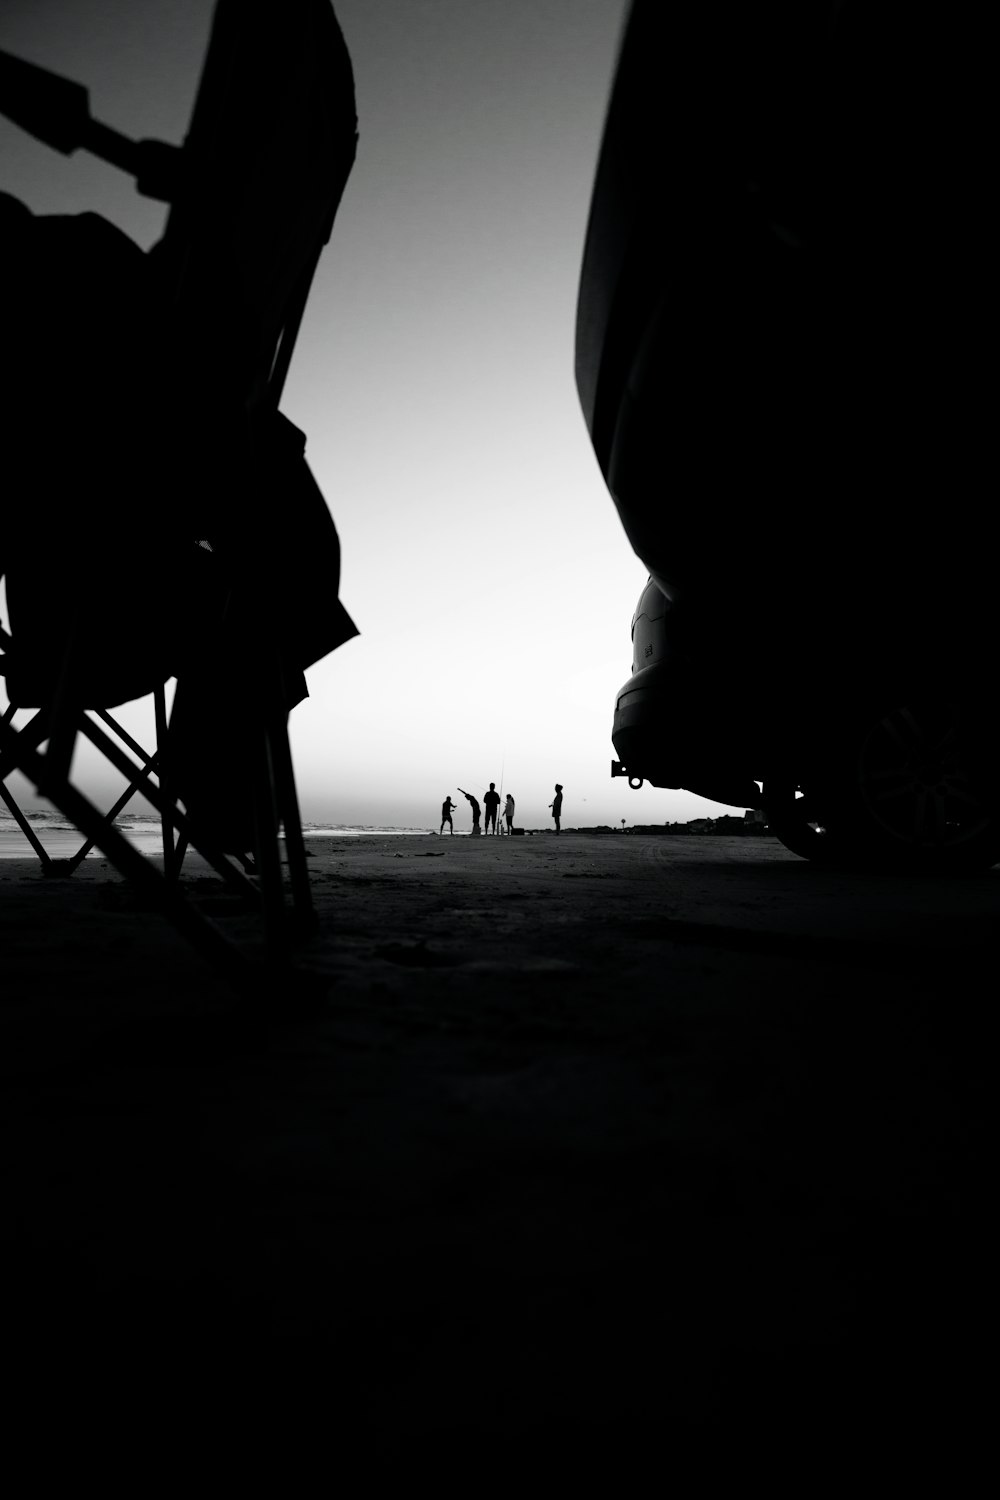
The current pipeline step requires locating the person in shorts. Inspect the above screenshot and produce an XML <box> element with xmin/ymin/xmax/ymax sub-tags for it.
<box><xmin>440</xmin><ymin>796</ymin><xmax>457</xmax><ymax>834</ymax></box>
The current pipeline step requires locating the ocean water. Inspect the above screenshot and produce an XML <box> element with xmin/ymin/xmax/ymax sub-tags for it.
<box><xmin>0</xmin><ymin>810</ymin><xmax>436</xmax><ymax>860</ymax></box>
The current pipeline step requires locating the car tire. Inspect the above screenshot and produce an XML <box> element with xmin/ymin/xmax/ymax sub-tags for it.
<box><xmin>765</xmin><ymin>696</ymin><xmax>1000</xmax><ymax>873</ymax></box>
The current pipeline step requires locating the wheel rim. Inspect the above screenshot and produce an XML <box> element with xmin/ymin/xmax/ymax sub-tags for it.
<box><xmin>857</xmin><ymin>702</ymin><xmax>994</xmax><ymax>850</ymax></box>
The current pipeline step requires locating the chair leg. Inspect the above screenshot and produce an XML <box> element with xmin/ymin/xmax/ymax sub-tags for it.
<box><xmin>0</xmin><ymin>719</ymin><xmax>254</xmax><ymax>982</ymax></box>
<box><xmin>65</xmin><ymin>747</ymin><xmax>163</xmax><ymax>874</ymax></box>
<box><xmin>0</xmin><ymin>778</ymin><xmax>53</xmax><ymax>870</ymax></box>
<box><xmin>269</xmin><ymin>710</ymin><xmax>316</xmax><ymax>937</ymax></box>
<box><xmin>251</xmin><ymin>726</ymin><xmax>288</xmax><ymax>959</ymax></box>
<box><xmin>4</xmin><ymin>704</ymin><xmax>165</xmax><ymax>877</ymax></box>
<box><xmin>2</xmin><ymin>680</ymin><xmax>316</xmax><ymax>974</ymax></box>
<box><xmin>77</xmin><ymin>714</ymin><xmax>261</xmax><ymax>903</ymax></box>
<box><xmin>0</xmin><ymin>709</ymin><xmax>56</xmax><ymax>869</ymax></box>
<box><xmin>152</xmin><ymin>683</ymin><xmax>179</xmax><ymax>878</ymax></box>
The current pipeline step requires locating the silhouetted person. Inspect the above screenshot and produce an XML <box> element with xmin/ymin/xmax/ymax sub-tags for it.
<box><xmin>504</xmin><ymin>794</ymin><xmax>515</xmax><ymax>834</ymax></box>
<box><xmin>457</xmin><ymin>788</ymin><xmax>481</xmax><ymax>835</ymax></box>
<box><xmin>484</xmin><ymin>782</ymin><xmax>501</xmax><ymax>835</ymax></box>
<box><xmin>549</xmin><ymin>783</ymin><xmax>563</xmax><ymax>834</ymax></box>
<box><xmin>440</xmin><ymin>796</ymin><xmax>457</xmax><ymax>834</ymax></box>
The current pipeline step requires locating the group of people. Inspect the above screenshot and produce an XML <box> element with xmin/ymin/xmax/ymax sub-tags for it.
<box><xmin>440</xmin><ymin>783</ymin><xmax>563</xmax><ymax>835</ymax></box>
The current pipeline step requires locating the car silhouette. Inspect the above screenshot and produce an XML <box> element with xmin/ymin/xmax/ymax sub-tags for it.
<box><xmin>575</xmin><ymin>0</ymin><xmax>999</xmax><ymax>870</ymax></box>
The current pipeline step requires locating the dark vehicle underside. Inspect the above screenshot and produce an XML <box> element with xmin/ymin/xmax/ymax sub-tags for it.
<box><xmin>576</xmin><ymin>1</ymin><xmax>998</xmax><ymax>870</ymax></box>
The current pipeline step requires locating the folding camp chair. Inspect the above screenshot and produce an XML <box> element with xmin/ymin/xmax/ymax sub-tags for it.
<box><xmin>0</xmin><ymin>0</ymin><xmax>358</xmax><ymax>976</ymax></box>
<box><xmin>0</xmin><ymin>648</ymin><xmax>175</xmax><ymax>879</ymax></box>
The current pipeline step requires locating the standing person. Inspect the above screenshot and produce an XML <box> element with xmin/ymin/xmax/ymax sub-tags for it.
<box><xmin>440</xmin><ymin>796</ymin><xmax>457</xmax><ymax>835</ymax></box>
<box><xmin>483</xmin><ymin>782</ymin><xmax>501</xmax><ymax>835</ymax></box>
<box><xmin>504</xmin><ymin>793</ymin><xmax>515</xmax><ymax>835</ymax></box>
<box><xmin>457</xmin><ymin>788</ymin><xmax>482</xmax><ymax>835</ymax></box>
<box><xmin>548</xmin><ymin>783</ymin><xmax>564</xmax><ymax>834</ymax></box>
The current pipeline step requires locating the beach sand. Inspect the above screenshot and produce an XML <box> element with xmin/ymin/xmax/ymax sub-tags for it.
<box><xmin>0</xmin><ymin>832</ymin><xmax>991</xmax><ymax>1473</ymax></box>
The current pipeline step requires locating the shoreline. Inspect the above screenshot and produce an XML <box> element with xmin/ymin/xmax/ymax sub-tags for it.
<box><xmin>0</xmin><ymin>822</ymin><xmax>780</xmax><ymax>860</ymax></box>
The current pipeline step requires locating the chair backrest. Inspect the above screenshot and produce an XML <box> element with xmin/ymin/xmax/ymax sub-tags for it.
<box><xmin>0</xmin><ymin>1</ymin><xmax>358</xmax><ymax>710</ymax></box>
<box><xmin>155</xmin><ymin>0</ymin><xmax>357</xmax><ymax>414</ymax></box>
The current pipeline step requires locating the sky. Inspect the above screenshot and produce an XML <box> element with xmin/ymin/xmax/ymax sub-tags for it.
<box><xmin>1</xmin><ymin>0</ymin><xmax>740</xmax><ymax>830</ymax></box>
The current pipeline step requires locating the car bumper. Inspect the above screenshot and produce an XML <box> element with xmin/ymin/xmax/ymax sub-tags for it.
<box><xmin>612</xmin><ymin>662</ymin><xmax>761</xmax><ymax>809</ymax></box>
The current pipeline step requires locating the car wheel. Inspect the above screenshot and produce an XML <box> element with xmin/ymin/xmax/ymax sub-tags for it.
<box><xmin>851</xmin><ymin>698</ymin><xmax>1000</xmax><ymax>871</ymax></box>
<box><xmin>765</xmin><ymin>697</ymin><xmax>1000</xmax><ymax>872</ymax></box>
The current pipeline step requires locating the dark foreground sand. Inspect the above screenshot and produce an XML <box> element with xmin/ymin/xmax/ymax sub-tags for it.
<box><xmin>0</xmin><ymin>833</ymin><xmax>992</xmax><ymax>1474</ymax></box>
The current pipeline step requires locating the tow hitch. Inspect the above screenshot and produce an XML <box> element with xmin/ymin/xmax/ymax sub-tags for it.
<box><xmin>611</xmin><ymin>760</ymin><xmax>644</xmax><ymax>790</ymax></box>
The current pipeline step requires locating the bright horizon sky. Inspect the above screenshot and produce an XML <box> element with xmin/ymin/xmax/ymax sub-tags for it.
<box><xmin>1</xmin><ymin>0</ymin><xmax>740</xmax><ymax>831</ymax></box>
